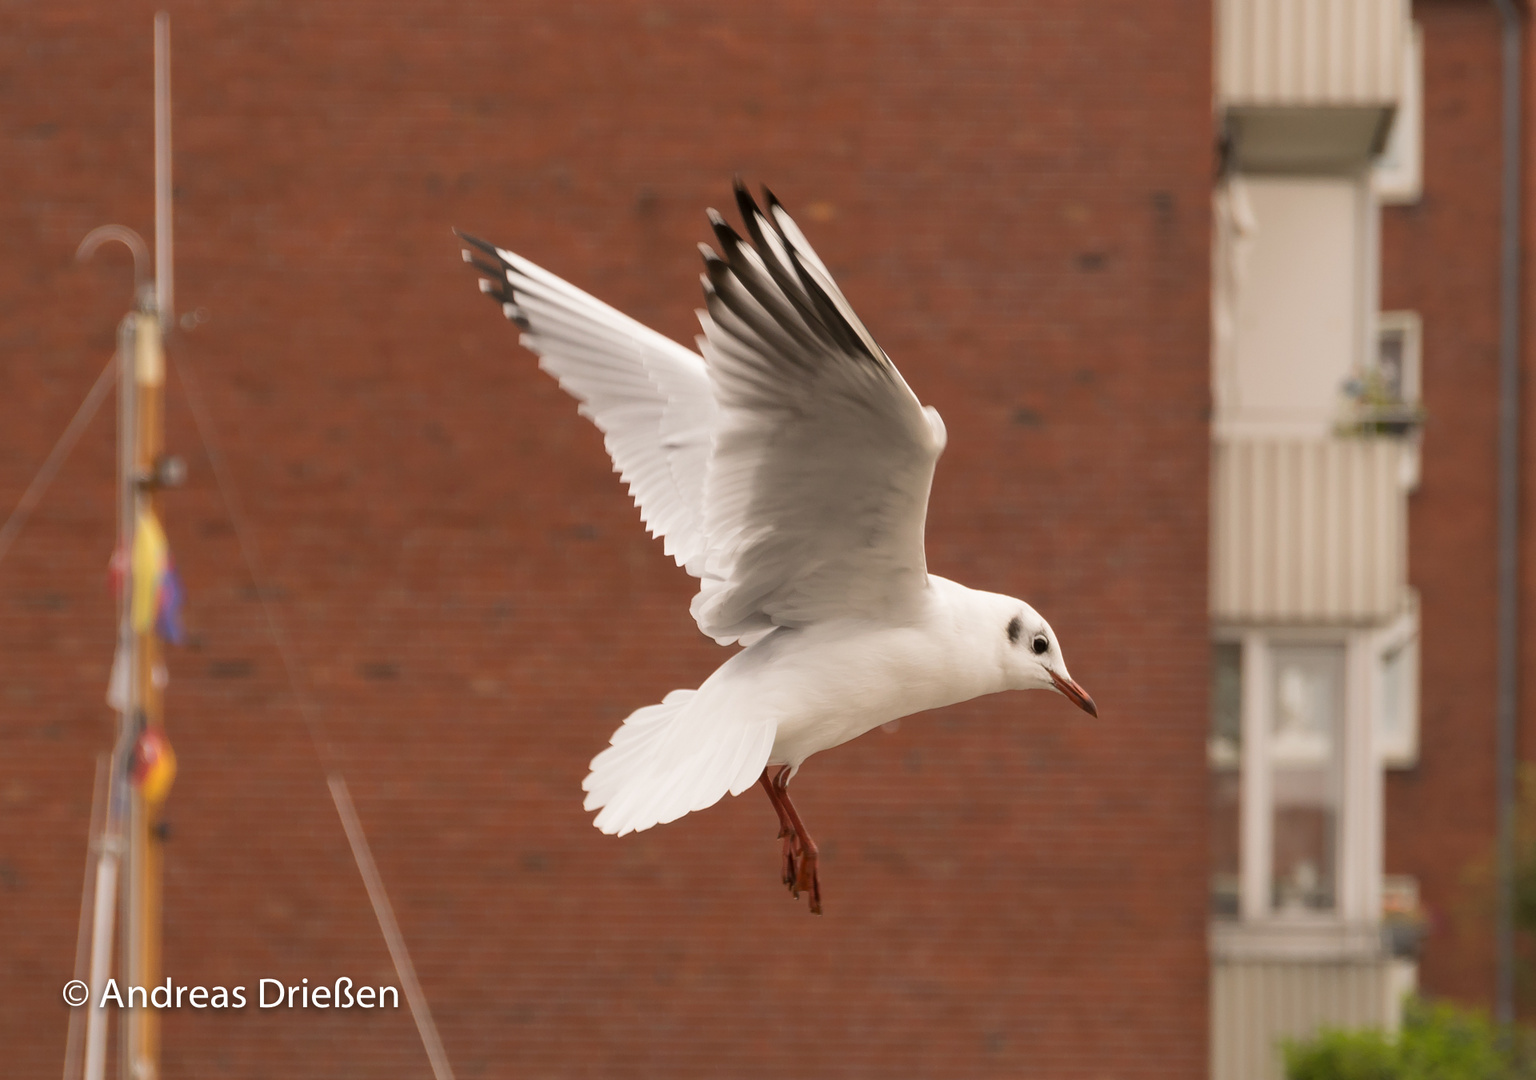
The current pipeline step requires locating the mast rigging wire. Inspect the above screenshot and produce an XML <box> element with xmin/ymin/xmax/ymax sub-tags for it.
<box><xmin>169</xmin><ymin>345</ymin><xmax>457</xmax><ymax>1080</ymax></box>
<box><xmin>0</xmin><ymin>352</ymin><xmax>119</xmax><ymax>573</ymax></box>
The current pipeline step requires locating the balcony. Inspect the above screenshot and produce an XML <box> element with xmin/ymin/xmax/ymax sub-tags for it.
<box><xmin>1211</xmin><ymin>436</ymin><xmax>1412</xmax><ymax>626</ymax></box>
<box><xmin>1218</xmin><ymin>0</ymin><xmax>1409</xmax><ymax>169</ymax></box>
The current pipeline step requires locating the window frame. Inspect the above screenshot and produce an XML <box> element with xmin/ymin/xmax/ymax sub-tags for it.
<box><xmin>1212</xmin><ymin>627</ymin><xmax>1384</xmax><ymax>927</ymax></box>
<box><xmin>1375</xmin><ymin>310</ymin><xmax>1423</xmax><ymax>406</ymax></box>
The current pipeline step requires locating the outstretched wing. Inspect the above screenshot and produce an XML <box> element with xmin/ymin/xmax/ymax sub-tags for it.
<box><xmin>459</xmin><ymin>183</ymin><xmax>945</xmax><ymax>647</ymax></box>
<box><xmin>686</xmin><ymin>183</ymin><xmax>947</xmax><ymax>645</ymax></box>
<box><xmin>459</xmin><ymin>234</ymin><xmax>717</xmax><ymax>574</ymax></box>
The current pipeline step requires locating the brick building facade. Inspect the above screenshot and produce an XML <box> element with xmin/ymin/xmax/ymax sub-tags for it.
<box><xmin>3</xmin><ymin>3</ymin><xmax>1214</xmax><ymax>1078</ymax></box>
<box><xmin>1201</xmin><ymin>4</ymin><xmax>1536</xmax><ymax>1072</ymax></box>
<box><xmin>1383</xmin><ymin>0</ymin><xmax>1536</xmax><ymax>1014</ymax></box>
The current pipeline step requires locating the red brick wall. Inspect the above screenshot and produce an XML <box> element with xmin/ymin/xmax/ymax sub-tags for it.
<box><xmin>1382</xmin><ymin>0</ymin><xmax>1536</xmax><ymax>1014</ymax></box>
<box><xmin>1</xmin><ymin>3</ymin><xmax>1213</xmax><ymax>1076</ymax></box>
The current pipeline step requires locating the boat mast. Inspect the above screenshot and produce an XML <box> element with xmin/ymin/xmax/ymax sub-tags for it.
<box><xmin>75</xmin><ymin>231</ymin><xmax>149</xmax><ymax>1080</ymax></box>
<box><xmin>123</xmin><ymin>17</ymin><xmax>176</xmax><ymax>1078</ymax></box>
<box><xmin>78</xmin><ymin>14</ymin><xmax>178</xmax><ymax>1080</ymax></box>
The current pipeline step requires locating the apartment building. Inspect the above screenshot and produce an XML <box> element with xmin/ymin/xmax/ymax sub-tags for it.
<box><xmin>1211</xmin><ymin>1</ymin><xmax>1531</xmax><ymax>1075</ymax></box>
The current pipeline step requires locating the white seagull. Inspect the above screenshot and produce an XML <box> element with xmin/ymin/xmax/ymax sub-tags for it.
<box><xmin>459</xmin><ymin>182</ymin><xmax>1096</xmax><ymax>914</ymax></box>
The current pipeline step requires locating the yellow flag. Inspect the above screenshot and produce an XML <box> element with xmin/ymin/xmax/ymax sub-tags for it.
<box><xmin>131</xmin><ymin>510</ymin><xmax>169</xmax><ymax>632</ymax></box>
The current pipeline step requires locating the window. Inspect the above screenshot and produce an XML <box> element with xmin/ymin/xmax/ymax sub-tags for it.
<box><xmin>1269</xmin><ymin>644</ymin><xmax>1344</xmax><ymax>913</ymax></box>
<box><xmin>1375</xmin><ymin>312</ymin><xmax>1422</xmax><ymax>406</ymax></box>
<box><xmin>1376</xmin><ymin>316</ymin><xmax>1419</xmax><ymax>408</ymax></box>
<box><xmin>1209</xmin><ymin>625</ymin><xmax>1413</xmax><ymax>925</ymax></box>
<box><xmin>1342</xmin><ymin>311</ymin><xmax>1422</xmax><ymax>437</ymax></box>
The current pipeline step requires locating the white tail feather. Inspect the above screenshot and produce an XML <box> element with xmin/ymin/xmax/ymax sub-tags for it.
<box><xmin>582</xmin><ymin>687</ymin><xmax>775</xmax><ymax>836</ymax></box>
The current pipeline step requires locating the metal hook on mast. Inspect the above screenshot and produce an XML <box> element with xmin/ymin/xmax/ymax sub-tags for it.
<box><xmin>76</xmin><ymin>225</ymin><xmax>155</xmax><ymax>313</ymax></box>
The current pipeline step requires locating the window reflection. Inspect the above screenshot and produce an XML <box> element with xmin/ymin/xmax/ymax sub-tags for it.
<box><xmin>1270</xmin><ymin>644</ymin><xmax>1343</xmax><ymax>913</ymax></box>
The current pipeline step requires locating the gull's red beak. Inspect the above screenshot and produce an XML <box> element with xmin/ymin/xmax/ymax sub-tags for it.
<box><xmin>1049</xmin><ymin>670</ymin><xmax>1098</xmax><ymax>718</ymax></box>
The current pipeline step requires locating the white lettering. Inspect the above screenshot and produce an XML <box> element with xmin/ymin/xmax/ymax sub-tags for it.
<box><xmin>189</xmin><ymin>986</ymin><xmax>207</xmax><ymax>1008</ymax></box>
<box><xmin>99</xmin><ymin>979</ymin><xmax>123</xmax><ymax>1008</ymax></box>
<box><xmin>378</xmin><ymin>985</ymin><xmax>399</xmax><ymax>1009</ymax></box>
<box><xmin>335</xmin><ymin>977</ymin><xmax>354</xmax><ymax>1007</ymax></box>
<box><xmin>127</xmin><ymin>984</ymin><xmax>147</xmax><ymax>1008</ymax></box>
<box><xmin>312</xmin><ymin>985</ymin><xmax>329</xmax><ymax>1008</ymax></box>
<box><xmin>259</xmin><ymin>979</ymin><xmax>284</xmax><ymax>1008</ymax></box>
<box><xmin>357</xmin><ymin>985</ymin><xmax>375</xmax><ymax>1008</ymax></box>
<box><xmin>232</xmin><ymin>986</ymin><xmax>246</xmax><ymax>1008</ymax></box>
<box><xmin>150</xmin><ymin>979</ymin><xmax>172</xmax><ymax>1009</ymax></box>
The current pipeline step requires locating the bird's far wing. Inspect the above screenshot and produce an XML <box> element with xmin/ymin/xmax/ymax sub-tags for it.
<box><xmin>689</xmin><ymin>183</ymin><xmax>947</xmax><ymax>646</ymax></box>
<box><xmin>460</xmin><ymin>234</ymin><xmax>717</xmax><ymax>574</ymax></box>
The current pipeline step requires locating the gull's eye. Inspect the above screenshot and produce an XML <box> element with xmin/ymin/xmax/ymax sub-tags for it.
<box><xmin>1031</xmin><ymin>634</ymin><xmax>1049</xmax><ymax>656</ymax></box>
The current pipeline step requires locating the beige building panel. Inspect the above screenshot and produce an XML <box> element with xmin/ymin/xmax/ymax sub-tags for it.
<box><xmin>1212</xmin><ymin>438</ymin><xmax>1407</xmax><ymax>624</ymax></box>
<box><xmin>1219</xmin><ymin>0</ymin><xmax>1406</xmax><ymax>107</ymax></box>
<box><xmin>1212</xmin><ymin>957</ymin><xmax>1409</xmax><ymax>1080</ymax></box>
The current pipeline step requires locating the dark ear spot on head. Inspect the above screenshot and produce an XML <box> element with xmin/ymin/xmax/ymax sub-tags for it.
<box><xmin>1007</xmin><ymin>616</ymin><xmax>1022</xmax><ymax>645</ymax></box>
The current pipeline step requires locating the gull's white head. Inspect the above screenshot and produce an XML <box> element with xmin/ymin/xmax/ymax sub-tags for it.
<box><xmin>994</xmin><ymin>599</ymin><xmax>1097</xmax><ymax>717</ymax></box>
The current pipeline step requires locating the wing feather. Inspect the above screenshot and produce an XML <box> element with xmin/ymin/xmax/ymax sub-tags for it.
<box><xmin>687</xmin><ymin>183</ymin><xmax>945</xmax><ymax>644</ymax></box>
<box><xmin>459</xmin><ymin>182</ymin><xmax>944</xmax><ymax>648</ymax></box>
<box><xmin>459</xmin><ymin>234</ymin><xmax>716</xmax><ymax>573</ymax></box>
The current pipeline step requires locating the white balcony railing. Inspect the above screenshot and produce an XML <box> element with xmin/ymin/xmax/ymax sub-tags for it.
<box><xmin>1218</xmin><ymin>0</ymin><xmax>1407</xmax><ymax>108</ymax></box>
<box><xmin>1212</xmin><ymin>952</ymin><xmax>1415</xmax><ymax>1080</ymax></box>
<box><xmin>1218</xmin><ymin>0</ymin><xmax>1410</xmax><ymax>168</ymax></box>
<box><xmin>1211</xmin><ymin>437</ymin><xmax>1411</xmax><ymax>625</ymax></box>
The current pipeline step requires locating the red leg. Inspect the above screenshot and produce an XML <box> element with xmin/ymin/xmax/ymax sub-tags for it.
<box><xmin>773</xmin><ymin>767</ymin><xmax>822</xmax><ymax>915</ymax></box>
<box><xmin>759</xmin><ymin>769</ymin><xmax>798</xmax><ymax>888</ymax></box>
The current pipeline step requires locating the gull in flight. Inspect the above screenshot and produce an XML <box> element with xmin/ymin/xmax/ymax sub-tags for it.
<box><xmin>459</xmin><ymin>182</ymin><xmax>1096</xmax><ymax>914</ymax></box>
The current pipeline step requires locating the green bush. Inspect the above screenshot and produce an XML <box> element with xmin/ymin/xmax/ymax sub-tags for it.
<box><xmin>1284</xmin><ymin>1027</ymin><xmax>1396</xmax><ymax>1080</ymax></box>
<box><xmin>1284</xmin><ymin>999</ymin><xmax>1536</xmax><ymax>1080</ymax></box>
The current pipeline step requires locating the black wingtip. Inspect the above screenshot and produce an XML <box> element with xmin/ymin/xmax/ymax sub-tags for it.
<box><xmin>734</xmin><ymin>180</ymin><xmax>765</xmax><ymax>232</ymax></box>
<box><xmin>465</xmin><ymin>255</ymin><xmax>504</xmax><ymax>279</ymax></box>
<box><xmin>456</xmin><ymin>231</ymin><xmax>500</xmax><ymax>259</ymax></box>
<box><xmin>762</xmin><ymin>186</ymin><xmax>803</xmax><ymax>238</ymax></box>
<box><xmin>707</xmin><ymin>209</ymin><xmax>747</xmax><ymax>256</ymax></box>
<box><xmin>501</xmin><ymin>301</ymin><xmax>530</xmax><ymax>330</ymax></box>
